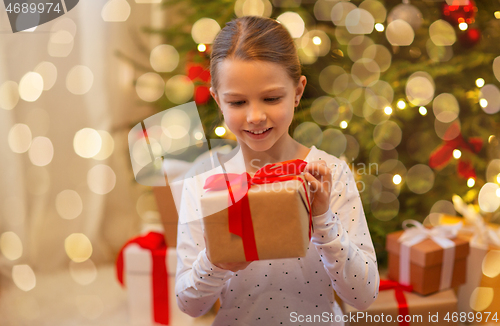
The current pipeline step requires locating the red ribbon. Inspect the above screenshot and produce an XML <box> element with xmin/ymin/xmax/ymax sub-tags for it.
<box><xmin>203</xmin><ymin>159</ymin><xmax>313</xmax><ymax>262</ymax></box>
<box><xmin>429</xmin><ymin>122</ymin><xmax>482</xmax><ymax>179</ymax></box>
<box><xmin>116</xmin><ymin>232</ymin><xmax>169</xmax><ymax>325</ymax></box>
<box><xmin>379</xmin><ymin>279</ymin><xmax>413</xmax><ymax>326</ymax></box>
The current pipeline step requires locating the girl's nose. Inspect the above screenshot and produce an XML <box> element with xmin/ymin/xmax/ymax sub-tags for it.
<box><xmin>246</xmin><ymin>104</ymin><xmax>266</xmax><ymax>124</ymax></box>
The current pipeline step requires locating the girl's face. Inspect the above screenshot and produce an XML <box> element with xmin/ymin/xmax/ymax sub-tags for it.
<box><xmin>210</xmin><ymin>59</ymin><xmax>306</xmax><ymax>154</ymax></box>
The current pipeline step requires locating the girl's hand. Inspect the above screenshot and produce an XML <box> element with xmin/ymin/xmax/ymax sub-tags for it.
<box><xmin>304</xmin><ymin>161</ymin><xmax>332</xmax><ymax>217</ymax></box>
<box><xmin>204</xmin><ymin>235</ymin><xmax>252</xmax><ymax>272</ymax></box>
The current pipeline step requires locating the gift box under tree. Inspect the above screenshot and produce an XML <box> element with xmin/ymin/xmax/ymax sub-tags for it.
<box><xmin>386</xmin><ymin>220</ymin><xmax>469</xmax><ymax>295</ymax></box>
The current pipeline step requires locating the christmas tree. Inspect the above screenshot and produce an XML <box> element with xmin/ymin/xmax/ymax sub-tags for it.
<box><xmin>122</xmin><ymin>0</ymin><xmax>500</xmax><ymax>264</ymax></box>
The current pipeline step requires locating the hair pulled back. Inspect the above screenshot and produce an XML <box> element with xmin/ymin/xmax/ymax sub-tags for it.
<box><xmin>210</xmin><ymin>16</ymin><xmax>302</xmax><ymax>93</ymax></box>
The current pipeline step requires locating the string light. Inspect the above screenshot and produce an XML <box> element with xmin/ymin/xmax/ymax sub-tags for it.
<box><xmin>393</xmin><ymin>174</ymin><xmax>402</xmax><ymax>185</ymax></box>
<box><xmin>197</xmin><ymin>43</ymin><xmax>206</xmax><ymax>52</ymax></box>
<box><xmin>458</xmin><ymin>22</ymin><xmax>468</xmax><ymax>31</ymax></box>
<box><xmin>480</xmin><ymin>99</ymin><xmax>488</xmax><ymax>108</ymax></box>
<box><xmin>419</xmin><ymin>106</ymin><xmax>427</xmax><ymax>115</ymax></box>
<box><xmin>375</xmin><ymin>23</ymin><xmax>384</xmax><ymax>32</ymax></box>
<box><xmin>476</xmin><ymin>78</ymin><xmax>485</xmax><ymax>87</ymax></box>
<box><xmin>495</xmin><ymin>11</ymin><xmax>500</xmax><ymax>19</ymax></box>
<box><xmin>384</xmin><ymin>106</ymin><xmax>393</xmax><ymax>115</ymax></box>
<box><xmin>397</xmin><ymin>100</ymin><xmax>406</xmax><ymax>109</ymax></box>
<box><xmin>312</xmin><ymin>36</ymin><xmax>322</xmax><ymax>45</ymax></box>
<box><xmin>467</xmin><ymin>178</ymin><xmax>475</xmax><ymax>188</ymax></box>
<box><xmin>215</xmin><ymin>126</ymin><xmax>226</xmax><ymax>137</ymax></box>
<box><xmin>340</xmin><ymin>121</ymin><xmax>348</xmax><ymax>129</ymax></box>
<box><xmin>497</xmin><ymin>173</ymin><xmax>500</xmax><ymax>183</ymax></box>
<box><xmin>453</xmin><ymin>149</ymin><xmax>462</xmax><ymax>159</ymax></box>
<box><xmin>497</xmin><ymin>188</ymin><xmax>500</xmax><ymax>198</ymax></box>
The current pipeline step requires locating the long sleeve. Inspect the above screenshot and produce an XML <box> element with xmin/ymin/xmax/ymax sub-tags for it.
<box><xmin>174</xmin><ymin>174</ymin><xmax>235</xmax><ymax>317</ymax></box>
<box><xmin>311</xmin><ymin>160</ymin><xmax>380</xmax><ymax>310</ymax></box>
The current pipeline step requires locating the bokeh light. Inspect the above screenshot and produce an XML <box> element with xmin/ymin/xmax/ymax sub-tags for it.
<box><xmin>0</xmin><ymin>231</ymin><xmax>23</xmax><ymax>261</ymax></box>
<box><xmin>277</xmin><ymin>12</ymin><xmax>305</xmax><ymax>38</ymax></box>
<box><xmin>19</xmin><ymin>72</ymin><xmax>44</xmax><ymax>102</ymax></box>
<box><xmin>348</xmin><ymin>36</ymin><xmax>374</xmax><ymax>62</ymax></box>
<box><xmin>419</xmin><ymin>106</ymin><xmax>427</xmax><ymax>115</ymax></box>
<box><xmin>375</xmin><ymin>23</ymin><xmax>384</xmax><ymax>32</ymax></box>
<box><xmin>8</xmin><ymin>124</ymin><xmax>32</xmax><ymax>153</ymax></box>
<box><xmin>301</xmin><ymin>30</ymin><xmax>331</xmax><ymax>57</ymax></box>
<box><xmin>406</xmin><ymin>72</ymin><xmax>435</xmax><ymax>106</ymax></box>
<box><xmin>351</xmin><ymin>58</ymin><xmax>380</xmax><ymax>87</ymax></box>
<box><xmin>314</xmin><ymin>0</ymin><xmax>337</xmax><ymax>21</ymax></box>
<box><xmin>479</xmin><ymin>84</ymin><xmax>500</xmax><ymax>114</ymax></box>
<box><xmin>48</xmin><ymin>19</ymin><xmax>76</xmax><ymax>57</ymax></box>
<box><xmin>74</xmin><ymin>128</ymin><xmax>102</xmax><ymax>158</ymax></box>
<box><xmin>429</xmin><ymin>20</ymin><xmax>456</xmax><ymax>46</ymax></box>
<box><xmin>12</xmin><ymin>265</ymin><xmax>36</xmax><ymax>291</ymax></box>
<box><xmin>406</xmin><ymin>164</ymin><xmax>435</xmax><ymax>194</ymax></box>
<box><xmin>161</xmin><ymin>108</ymin><xmax>191</xmax><ymax>139</ymax></box>
<box><xmin>136</xmin><ymin>72</ymin><xmax>165</xmax><ymax>102</ymax></box>
<box><xmin>435</xmin><ymin>119</ymin><xmax>461</xmax><ymax>141</ymax></box>
<box><xmin>359</xmin><ymin>0</ymin><xmax>387</xmax><ymax>23</ymax></box>
<box><xmin>373</xmin><ymin>120</ymin><xmax>402</xmax><ymax>150</ymax></box>
<box><xmin>371</xmin><ymin>192</ymin><xmax>399</xmax><ymax>221</ymax></box>
<box><xmin>191</xmin><ymin>18</ymin><xmax>221</xmax><ymax>44</ymax></box>
<box><xmin>69</xmin><ymin>259</ymin><xmax>97</xmax><ymax>285</ymax></box>
<box><xmin>34</xmin><ymin>62</ymin><xmax>57</xmax><ymax>90</ymax></box>
<box><xmin>101</xmin><ymin>0</ymin><xmax>131</xmax><ymax>22</ymax></box>
<box><xmin>215</xmin><ymin>126</ymin><xmax>226</xmax><ymax>137</ymax></box>
<box><xmin>363</xmin><ymin>44</ymin><xmax>392</xmax><ymax>72</ymax></box>
<box><xmin>346</xmin><ymin>9</ymin><xmax>375</xmax><ymax>34</ymax></box>
<box><xmin>387</xmin><ymin>3</ymin><xmax>422</xmax><ymax>31</ymax></box>
<box><xmin>87</xmin><ymin>165</ymin><xmax>116</xmax><ymax>195</ymax></box>
<box><xmin>470</xmin><ymin>287</ymin><xmax>494</xmax><ymax>312</ymax></box>
<box><xmin>93</xmin><ymin>130</ymin><xmax>115</xmax><ymax>160</ymax></box>
<box><xmin>0</xmin><ymin>81</ymin><xmax>19</xmax><ymax>110</ymax></box>
<box><xmin>453</xmin><ymin>149</ymin><xmax>462</xmax><ymax>159</ymax></box>
<box><xmin>331</xmin><ymin>2</ymin><xmax>357</xmax><ymax>27</ymax></box>
<box><xmin>67</xmin><ymin>65</ymin><xmax>94</xmax><ymax>95</ymax></box>
<box><xmin>386</xmin><ymin>19</ymin><xmax>414</xmax><ymax>46</ymax></box>
<box><xmin>65</xmin><ymin>233</ymin><xmax>93</xmax><ymax>263</ymax></box>
<box><xmin>467</xmin><ymin>178</ymin><xmax>475</xmax><ymax>188</ymax></box>
<box><xmin>165</xmin><ymin>75</ymin><xmax>194</xmax><ymax>104</ymax></box>
<box><xmin>433</xmin><ymin>93</ymin><xmax>459</xmax><ymax>123</ymax></box>
<box><xmin>56</xmin><ymin>190</ymin><xmax>83</xmax><ymax>220</ymax></box>
<box><xmin>476</xmin><ymin>78</ymin><xmax>485</xmax><ymax>88</ymax></box>
<box><xmin>478</xmin><ymin>183</ymin><xmax>500</xmax><ymax>212</ymax></box>
<box><xmin>150</xmin><ymin>44</ymin><xmax>179</xmax><ymax>73</ymax></box>
<box><xmin>28</xmin><ymin>137</ymin><xmax>54</xmax><ymax>166</ymax></box>
<box><xmin>482</xmin><ymin>251</ymin><xmax>500</xmax><ymax>278</ymax></box>
<box><xmin>318</xmin><ymin>66</ymin><xmax>347</xmax><ymax>95</ymax></box>
<box><xmin>319</xmin><ymin>128</ymin><xmax>346</xmax><ymax>157</ymax></box>
<box><xmin>426</xmin><ymin>39</ymin><xmax>453</xmax><ymax>63</ymax></box>
<box><xmin>493</xmin><ymin>56</ymin><xmax>500</xmax><ymax>83</ymax></box>
<box><xmin>486</xmin><ymin>159</ymin><xmax>500</xmax><ymax>183</ymax></box>
<box><xmin>234</xmin><ymin>0</ymin><xmax>272</xmax><ymax>18</ymax></box>
<box><xmin>293</xmin><ymin>122</ymin><xmax>322</xmax><ymax>147</ymax></box>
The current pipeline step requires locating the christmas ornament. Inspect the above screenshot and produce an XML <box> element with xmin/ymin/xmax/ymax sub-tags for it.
<box><xmin>442</xmin><ymin>0</ymin><xmax>477</xmax><ymax>25</ymax></box>
<box><xmin>387</xmin><ymin>3</ymin><xmax>423</xmax><ymax>31</ymax></box>
<box><xmin>459</xmin><ymin>27</ymin><xmax>481</xmax><ymax>48</ymax></box>
<box><xmin>186</xmin><ymin>46</ymin><xmax>212</xmax><ymax>105</ymax></box>
<box><xmin>429</xmin><ymin>123</ymin><xmax>483</xmax><ymax>179</ymax></box>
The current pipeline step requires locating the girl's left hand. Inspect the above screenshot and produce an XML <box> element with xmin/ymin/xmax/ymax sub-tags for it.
<box><xmin>304</xmin><ymin>161</ymin><xmax>332</xmax><ymax>217</ymax></box>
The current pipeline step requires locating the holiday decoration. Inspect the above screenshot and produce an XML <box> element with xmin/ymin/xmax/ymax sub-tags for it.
<box><xmin>459</xmin><ymin>27</ymin><xmax>481</xmax><ymax>48</ymax></box>
<box><xmin>442</xmin><ymin>0</ymin><xmax>477</xmax><ymax>25</ymax></box>
<box><xmin>429</xmin><ymin>123</ymin><xmax>483</xmax><ymax>179</ymax></box>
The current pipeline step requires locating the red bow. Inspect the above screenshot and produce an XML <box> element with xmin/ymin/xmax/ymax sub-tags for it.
<box><xmin>116</xmin><ymin>231</ymin><xmax>169</xmax><ymax>325</ymax></box>
<box><xmin>429</xmin><ymin>123</ymin><xmax>482</xmax><ymax>179</ymax></box>
<box><xmin>379</xmin><ymin>279</ymin><xmax>413</xmax><ymax>326</ymax></box>
<box><xmin>203</xmin><ymin>159</ymin><xmax>313</xmax><ymax>261</ymax></box>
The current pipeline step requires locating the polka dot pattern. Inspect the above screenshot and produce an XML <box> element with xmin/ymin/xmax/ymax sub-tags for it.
<box><xmin>175</xmin><ymin>146</ymin><xmax>380</xmax><ymax>324</ymax></box>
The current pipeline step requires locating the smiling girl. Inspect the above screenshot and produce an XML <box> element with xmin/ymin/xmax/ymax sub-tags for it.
<box><xmin>175</xmin><ymin>16</ymin><xmax>379</xmax><ymax>325</ymax></box>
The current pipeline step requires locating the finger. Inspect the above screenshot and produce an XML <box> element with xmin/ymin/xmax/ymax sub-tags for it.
<box><xmin>304</xmin><ymin>172</ymin><xmax>322</xmax><ymax>193</ymax></box>
<box><xmin>305</xmin><ymin>162</ymin><xmax>330</xmax><ymax>177</ymax></box>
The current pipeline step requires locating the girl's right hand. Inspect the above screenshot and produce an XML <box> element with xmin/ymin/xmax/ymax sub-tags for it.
<box><xmin>204</xmin><ymin>235</ymin><xmax>252</xmax><ymax>272</ymax></box>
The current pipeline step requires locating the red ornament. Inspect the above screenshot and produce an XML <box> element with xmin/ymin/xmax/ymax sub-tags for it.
<box><xmin>429</xmin><ymin>123</ymin><xmax>482</xmax><ymax>179</ymax></box>
<box><xmin>459</xmin><ymin>27</ymin><xmax>481</xmax><ymax>48</ymax></box>
<box><xmin>442</xmin><ymin>0</ymin><xmax>477</xmax><ymax>25</ymax></box>
<box><xmin>194</xmin><ymin>86</ymin><xmax>211</xmax><ymax>104</ymax></box>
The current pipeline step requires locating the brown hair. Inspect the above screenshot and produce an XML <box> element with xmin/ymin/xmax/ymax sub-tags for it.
<box><xmin>210</xmin><ymin>16</ymin><xmax>302</xmax><ymax>93</ymax></box>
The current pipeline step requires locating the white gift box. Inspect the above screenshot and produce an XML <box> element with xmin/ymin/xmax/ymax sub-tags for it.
<box><xmin>123</xmin><ymin>245</ymin><xmax>188</xmax><ymax>325</ymax></box>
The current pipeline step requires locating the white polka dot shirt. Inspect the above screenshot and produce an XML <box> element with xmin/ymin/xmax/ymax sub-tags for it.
<box><xmin>175</xmin><ymin>146</ymin><xmax>380</xmax><ymax>325</ymax></box>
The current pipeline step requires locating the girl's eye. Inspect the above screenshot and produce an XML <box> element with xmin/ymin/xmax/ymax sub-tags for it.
<box><xmin>265</xmin><ymin>97</ymin><xmax>281</xmax><ymax>102</ymax></box>
<box><xmin>229</xmin><ymin>101</ymin><xmax>245</xmax><ymax>106</ymax></box>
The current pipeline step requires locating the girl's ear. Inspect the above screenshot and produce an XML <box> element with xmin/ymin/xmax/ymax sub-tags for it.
<box><xmin>294</xmin><ymin>76</ymin><xmax>307</xmax><ymax>107</ymax></box>
<box><xmin>210</xmin><ymin>87</ymin><xmax>221</xmax><ymax>107</ymax></box>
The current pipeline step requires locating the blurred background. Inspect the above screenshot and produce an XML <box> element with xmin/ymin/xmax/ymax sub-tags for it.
<box><xmin>1</xmin><ymin>0</ymin><xmax>500</xmax><ymax>325</ymax></box>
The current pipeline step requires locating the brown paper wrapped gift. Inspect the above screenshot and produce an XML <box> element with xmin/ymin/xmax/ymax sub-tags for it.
<box><xmin>343</xmin><ymin>287</ymin><xmax>458</xmax><ymax>326</ymax></box>
<box><xmin>153</xmin><ymin>181</ymin><xmax>179</xmax><ymax>248</ymax></box>
<box><xmin>201</xmin><ymin>175</ymin><xmax>311</xmax><ymax>264</ymax></box>
<box><xmin>386</xmin><ymin>227</ymin><xmax>469</xmax><ymax>295</ymax></box>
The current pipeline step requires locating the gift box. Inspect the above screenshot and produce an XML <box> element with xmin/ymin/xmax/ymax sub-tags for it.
<box><xmin>201</xmin><ymin>159</ymin><xmax>312</xmax><ymax>264</ymax></box>
<box><xmin>117</xmin><ymin>232</ymin><xmax>170</xmax><ymax>325</ymax></box>
<box><xmin>386</xmin><ymin>220</ymin><xmax>469</xmax><ymax>295</ymax></box>
<box><xmin>343</xmin><ymin>281</ymin><xmax>458</xmax><ymax>326</ymax></box>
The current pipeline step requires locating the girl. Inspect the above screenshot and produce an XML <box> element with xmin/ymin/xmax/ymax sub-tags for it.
<box><xmin>175</xmin><ymin>16</ymin><xmax>379</xmax><ymax>325</ymax></box>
